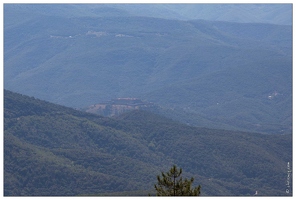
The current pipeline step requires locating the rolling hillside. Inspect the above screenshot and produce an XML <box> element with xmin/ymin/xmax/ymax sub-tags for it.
<box><xmin>4</xmin><ymin>4</ymin><xmax>292</xmax><ymax>134</ymax></box>
<box><xmin>4</xmin><ymin>90</ymin><xmax>292</xmax><ymax>196</ymax></box>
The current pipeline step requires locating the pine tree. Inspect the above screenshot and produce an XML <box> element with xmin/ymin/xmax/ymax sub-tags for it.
<box><xmin>154</xmin><ymin>165</ymin><xmax>201</xmax><ymax>196</ymax></box>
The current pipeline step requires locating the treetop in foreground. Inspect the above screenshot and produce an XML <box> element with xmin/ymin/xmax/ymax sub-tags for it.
<box><xmin>154</xmin><ymin>165</ymin><xmax>201</xmax><ymax>196</ymax></box>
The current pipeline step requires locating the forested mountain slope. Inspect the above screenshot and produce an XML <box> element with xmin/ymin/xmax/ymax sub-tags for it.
<box><xmin>4</xmin><ymin>4</ymin><xmax>292</xmax><ymax>134</ymax></box>
<box><xmin>4</xmin><ymin>90</ymin><xmax>292</xmax><ymax>196</ymax></box>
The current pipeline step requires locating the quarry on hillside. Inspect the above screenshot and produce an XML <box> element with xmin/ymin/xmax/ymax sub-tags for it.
<box><xmin>84</xmin><ymin>98</ymin><xmax>156</xmax><ymax>117</ymax></box>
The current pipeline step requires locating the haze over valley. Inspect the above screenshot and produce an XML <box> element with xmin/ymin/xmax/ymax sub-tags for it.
<box><xmin>4</xmin><ymin>4</ymin><xmax>292</xmax><ymax>196</ymax></box>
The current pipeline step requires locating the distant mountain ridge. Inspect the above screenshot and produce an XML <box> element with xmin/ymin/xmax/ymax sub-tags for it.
<box><xmin>4</xmin><ymin>90</ymin><xmax>292</xmax><ymax>196</ymax></box>
<box><xmin>4</xmin><ymin>4</ymin><xmax>292</xmax><ymax>25</ymax></box>
<box><xmin>4</xmin><ymin>4</ymin><xmax>292</xmax><ymax>134</ymax></box>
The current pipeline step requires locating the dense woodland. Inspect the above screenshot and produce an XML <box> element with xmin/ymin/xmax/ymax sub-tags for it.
<box><xmin>4</xmin><ymin>90</ymin><xmax>292</xmax><ymax>196</ymax></box>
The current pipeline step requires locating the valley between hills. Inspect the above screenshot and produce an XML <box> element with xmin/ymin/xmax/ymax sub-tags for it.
<box><xmin>3</xmin><ymin>4</ymin><xmax>292</xmax><ymax>196</ymax></box>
